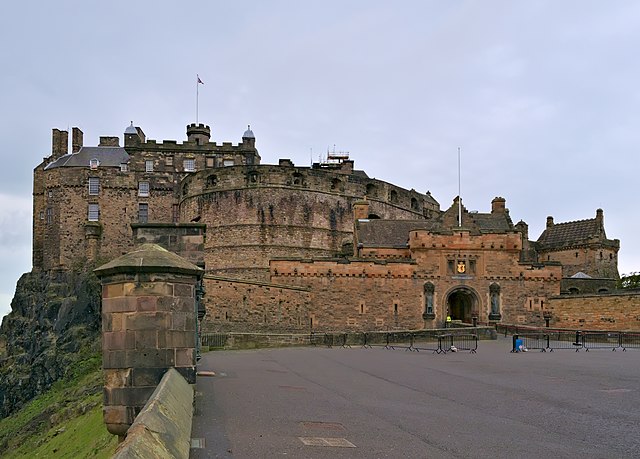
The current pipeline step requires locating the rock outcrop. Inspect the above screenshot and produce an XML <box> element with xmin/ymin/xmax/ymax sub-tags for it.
<box><xmin>0</xmin><ymin>268</ymin><xmax>101</xmax><ymax>418</ymax></box>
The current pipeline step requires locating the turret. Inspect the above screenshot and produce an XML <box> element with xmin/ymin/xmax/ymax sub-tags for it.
<box><xmin>186</xmin><ymin>123</ymin><xmax>211</xmax><ymax>145</ymax></box>
<box><xmin>242</xmin><ymin>125</ymin><xmax>255</xmax><ymax>149</ymax></box>
<box><xmin>124</xmin><ymin>122</ymin><xmax>145</xmax><ymax>147</ymax></box>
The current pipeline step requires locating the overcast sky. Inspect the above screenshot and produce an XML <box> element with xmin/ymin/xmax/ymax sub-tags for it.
<box><xmin>1</xmin><ymin>1</ymin><xmax>639</xmax><ymax>319</ymax></box>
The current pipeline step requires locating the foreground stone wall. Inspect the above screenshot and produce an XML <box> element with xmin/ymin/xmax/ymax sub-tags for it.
<box><xmin>547</xmin><ymin>292</ymin><xmax>640</xmax><ymax>330</ymax></box>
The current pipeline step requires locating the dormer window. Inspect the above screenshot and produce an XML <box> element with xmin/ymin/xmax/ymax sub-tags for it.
<box><xmin>89</xmin><ymin>158</ymin><xmax>99</xmax><ymax>170</ymax></box>
<box><xmin>120</xmin><ymin>163</ymin><xmax>129</xmax><ymax>172</ymax></box>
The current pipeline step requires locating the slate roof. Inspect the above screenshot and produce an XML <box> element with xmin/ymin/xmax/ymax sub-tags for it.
<box><xmin>357</xmin><ymin>220</ymin><xmax>437</xmax><ymax>247</ymax></box>
<box><xmin>537</xmin><ymin>218</ymin><xmax>603</xmax><ymax>249</ymax></box>
<box><xmin>44</xmin><ymin>146</ymin><xmax>130</xmax><ymax>170</ymax></box>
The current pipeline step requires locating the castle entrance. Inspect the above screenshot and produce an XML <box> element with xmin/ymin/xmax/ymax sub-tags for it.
<box><xmin>446</xmin><ymin>287</ymin><xmax>479</xmax><ymax>323</ymax></box>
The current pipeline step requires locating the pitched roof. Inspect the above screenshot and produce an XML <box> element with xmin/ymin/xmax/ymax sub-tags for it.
<box><xmin>537</xmin><ymin>218</ymin><xmax>603</xmax><ymax>249</ymax></box>
<box><xmin>44</xmin><ymin>146</ymin><xmax>130</xmax><ymax>170</ymax></box>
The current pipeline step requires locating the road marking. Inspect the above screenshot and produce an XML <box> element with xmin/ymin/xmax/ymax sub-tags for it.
<box><xmin>298</xmin><ymin>437</ymin><xmax>356</xmax><ymax>448</ymax></box>
<box><xmin>278</xmin><ymin>385</ymin><xmax>306</xmax><ymax>391</ymax></box>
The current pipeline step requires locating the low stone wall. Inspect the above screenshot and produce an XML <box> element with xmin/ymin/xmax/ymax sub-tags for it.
<box><xmin>547</xmin><ymin>291</ymin><xmax>640</xmax><ymax>330</ymax></box>
<box><xmin>202</xmin><ymin>326</ymin><xmax>497</xmax><ymax>351</ymax></box>
<box><xmin>112</xmin><ymin>368</ymin><xmax>193</xmax><ymax>459</ymax></box>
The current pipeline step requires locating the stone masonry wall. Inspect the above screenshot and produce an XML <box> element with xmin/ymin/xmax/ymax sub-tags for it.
<box><xmin>200</xmin><ymin>276</ymin><xmax>312</xmax><ymax>333</ymax></box>
<box><xmin>100</xmin><ymin>272</ymin><xmax>198</xmax><ymax>437</ymax></box>
<box><xmin>547</xmin><ymin>292</ymin><xmax>640</xmax><ymax>330</ymax></box>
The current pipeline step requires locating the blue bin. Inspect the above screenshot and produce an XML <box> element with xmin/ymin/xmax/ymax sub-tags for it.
<box><xmin>515</xmin><ymin>338</ymin><xmax>523</xmax><ymax>351</ymax></box>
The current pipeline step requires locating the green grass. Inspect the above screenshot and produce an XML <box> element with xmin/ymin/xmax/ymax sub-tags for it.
<box><xmin>0</xmin><ymin>355</ymin><xmax>118</xmax><ymax>458</ymax></box>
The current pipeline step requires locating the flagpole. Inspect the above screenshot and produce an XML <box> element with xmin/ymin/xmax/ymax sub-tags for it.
<box><xmin>196</xmin><ymin>75</ymin><xmax>199</xmax><ymax>124</ymax></box>
<box><xmin>458</xmin><ymin>146</ymin><xmax>461</xmax><ymax>227</ymax></box>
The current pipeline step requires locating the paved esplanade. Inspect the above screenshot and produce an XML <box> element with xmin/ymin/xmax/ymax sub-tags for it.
<box><xmin>191</xmin><ymin>338</ymin><xmax>640</xmax><ymax>458</ymax></box>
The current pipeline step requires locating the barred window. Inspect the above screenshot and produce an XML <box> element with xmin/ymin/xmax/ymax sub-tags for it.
<box><xmin>138</xmin><ymin>203</ymin><xmax>148</xmax><ymax>223</ymax></box>
<box><xmin>138</xmin><ymin>181</ymin><xmax>150</xmax><ymax>197</ymax></box>
<box><xmin>145</xmin><ymin>160</ymin><xmax>154</xmax><ymax>172</ymax></box>
<box><xmin>184</xmin><ymin>159</ymin><xmax>195</xmax><ymax>172</ymax></box>
<box><xmin>88</xmin><ymin>204</ymin><xmax>99</xmax><ymax>221</ymax></box>
<box><xmin>88</xmin><ymin>177</ymin><xmax>99</xmax><ymax>195</ymax></box>
<box><xmin>46</xmin><ymin>207</ymin><xmax>53</xmax><ymax>224</ymax></box>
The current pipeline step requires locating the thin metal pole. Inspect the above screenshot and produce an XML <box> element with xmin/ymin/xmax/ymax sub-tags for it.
<box><xmin>196</xmin><ymin>75</ymin><xmax>199</xmax><ymax>124</ymax></box>
<box><xmin>458</xmin><ymin>146</ymin><xmax>461</xmax><ymax>227</ymax></box>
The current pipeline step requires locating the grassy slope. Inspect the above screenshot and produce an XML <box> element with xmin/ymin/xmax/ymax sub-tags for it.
<box><xmin>0</xmin><ymin>355</ymin><xmax>117</xmax><ymax>458</ymax></box>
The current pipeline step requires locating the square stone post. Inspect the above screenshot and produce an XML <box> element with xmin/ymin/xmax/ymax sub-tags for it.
<box><xmin>94</xmin><ymin>243</ymin><xmax>203</xmax><ymax>438</ymax></box>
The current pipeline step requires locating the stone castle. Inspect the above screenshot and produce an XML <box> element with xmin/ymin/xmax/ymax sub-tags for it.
<box><xmin>33</xmin><ymin>122</ymin><xmax>626</xmax><ymax>332</ymax></box>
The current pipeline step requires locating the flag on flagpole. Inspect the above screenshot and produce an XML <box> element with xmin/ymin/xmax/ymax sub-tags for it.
<box><xmin>197</xmin><ymin>75</ymin><xmax>204</xmax><ymax>85</ymax></box>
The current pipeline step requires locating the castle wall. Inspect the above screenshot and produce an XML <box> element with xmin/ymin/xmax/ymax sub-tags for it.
<box><xmin>200</xmin><ymin>276</ymin><xmax>312</xmax><ymax>333</ymax></box>
<box><xmin>547</xmin><ymin>292</ymin><xmax>640</xmax><ymax>330</ymax></box>
<box><xmin>542</xmin><ymin>246</ymin><xmax>619</xmax><ymax>278</ymax></box>
<box><xmin>180</xmin><ymin>165</ymin><xmax>436</xmax><ymax>281</ymax></box>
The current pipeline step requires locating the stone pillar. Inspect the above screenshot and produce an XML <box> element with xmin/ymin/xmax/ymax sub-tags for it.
<box><xmin>94</xmin><ymin>243</ymin><xmax>203</xmax><ymax>439</ymax></box>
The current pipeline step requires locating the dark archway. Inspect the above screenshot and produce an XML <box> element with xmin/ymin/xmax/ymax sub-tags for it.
<box><xmin>446</xmin><ymin>287</ymin><xmax>479</xmax><ymax>323</ymax></box>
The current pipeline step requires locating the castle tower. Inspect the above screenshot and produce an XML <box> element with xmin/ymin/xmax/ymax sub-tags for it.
<box><xmin>186</xmin><ymin>123</ymin><xmax>211</xmax><ymax>145</ymax></box>
<box><xmin>242</xmin><ymin>125</ymin><xmax>255</xmax><ymax>148</ymax></box>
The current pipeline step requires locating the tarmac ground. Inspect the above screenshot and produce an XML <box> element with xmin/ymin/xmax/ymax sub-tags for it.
<box><xmin>190</xmin><ymin>337</ymin><xmax>640</xmax><ymax>458</ymax></box>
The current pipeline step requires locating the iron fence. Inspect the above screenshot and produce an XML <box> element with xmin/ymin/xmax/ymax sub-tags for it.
<box><xmin>510</xmin><ymin>329</ymin><xmax>640</xmax><ymax>352</ymax></box>
<box><xmin>200</xmin><ymin>333</ymin><xmax>228</xmax><ymax>349</ymax></box>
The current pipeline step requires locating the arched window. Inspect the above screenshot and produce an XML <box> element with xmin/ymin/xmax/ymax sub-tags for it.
<box><xmin>389</xmin><ymin>189</ymin><xmax>398</xmax><ymax>203</ymax></box>
<box><xmin>331</xmin><ymin>178</ymin><xmax>342</xmax><ymax>191</ymax></box>
<box><xmin>292</xmin><ymin>172</ymin><xmax>304</xmax><ymax>186</ymax></box>
<box><xmin>568</xmin><ymin>287</ymin><xmax>580</xmax><ymax>294</ymax></box>
<box><xmin>411</xmin><ymin>197</ymin><xmax>419</xmax><ymax>211</ymax></box>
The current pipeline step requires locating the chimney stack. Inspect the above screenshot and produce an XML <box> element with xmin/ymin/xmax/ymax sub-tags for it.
<box><xmin>491</xmin><ymin>197</ymin><xmax>506</xmax><ymax>214</ymax></box>
<box><xmin>546</xmin><ymin>216</ymin><xmax>554</xmax><ymax>228</ymax></box>
<box><xmin>72</xmin><ymin>127</ymin><xmax>83</xmax><ymax>153</ymax></box>
<box><xmin>51</xmin><ymin>128</ymin><xmax>68</xmax><ymax>160</ymax></box>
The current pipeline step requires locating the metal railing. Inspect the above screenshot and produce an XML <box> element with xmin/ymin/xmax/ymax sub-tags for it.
<box><xmin>510</xmin><ymin>329</ymin><xmax>640</xmax><ymax>352</ymax></box>
<box><xmin>201</xmin><ymin>333</ymin><xmax>228</xmax><ymax>349</ymax></box>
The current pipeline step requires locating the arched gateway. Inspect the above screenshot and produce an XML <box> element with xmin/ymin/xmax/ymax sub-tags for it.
<box><xmin>446</xmin><ymin>286</ymin><xmax>480</xmax><ymax>323</ymax></box>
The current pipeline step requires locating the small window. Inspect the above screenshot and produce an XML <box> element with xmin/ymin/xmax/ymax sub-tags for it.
<box><xmin>223</xmin><ymin>159</ymin><xmax>234</xmax><ymax>167</ymax></box>
<box><xmin>138</xmin><ymin>181</ymin><xmax>150</xmax><ymax>197</ymax></box>
<box><xmin>184</xmin><ymin>158</ymin><xmax>195</xmax><ymax>172</ymax></box>
<box><xmin>89</xmin><ymin>158</ymin><xmax>99</xmax><ymax>169</ymax></box>
<box><xmin>39</xmin><ymin>211</ymin><xmax>44</xmax><ymax>220</ymax></box>
<box><xmin>411</xmin><ymin>197</ymin><xmax>419</xmax><ymax>210</ymax></box>
<box><xmin>206</xmin><ymin>157</ymin><xmax>214</xmax><ymax>168</ymax></box>
<box><xmin>88</xmin><ymin>177</ymin><xmax>99</xmax><ymax>195</ymax></box>
<box><xmin>120</xmin><ymin>163</ymin><xmax>129</xmax><ymax>172</ymax></box>
<box><xmin>88</xmin><ymin>204</ymin><xmax>99</xmax><ymax>221</ymax></box>
<box><xmin>46</xmin><ymin>208</ymin><xmax>53</xmax><ymax>224</ymax></box>
<box><xmin>145</xmin><ymin>160</ymin><xmax>154</xmax><ymax>172</ymax></box>
<box><xmin>389</xmin><ymin>190</ymin><xmax>398</xmax><ymax>203</ymax></box>
<box><xmin>166</xmin><ymin>156</ymin><xmax>173</xmax><ymax>167</ymax></box>
<box><xmin>138</xmin><ymin>203</ymin><xmax>148</xmax><ymax>223</ymax></box>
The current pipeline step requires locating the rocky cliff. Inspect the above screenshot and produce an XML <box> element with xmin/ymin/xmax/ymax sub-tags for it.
<box><xmin>0</xmin><ymin>268</ymin><xmax>101</xmax><ymax>418</ymax></box>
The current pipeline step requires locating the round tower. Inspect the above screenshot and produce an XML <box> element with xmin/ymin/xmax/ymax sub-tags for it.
<box><xmin>187</xmin><ymin>123</ymin><xmax>211</xmax><ymax>145</ymax></box>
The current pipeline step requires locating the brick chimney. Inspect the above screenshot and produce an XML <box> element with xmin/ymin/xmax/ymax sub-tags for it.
<box><xmin>546</xmin><ymin>216</ymin><xmax>554</xmax><ymax>228</ymax></box>
<box><xmin>72</xmin><ymin>127</ymin><xmax>83</xmax><ymax>153</ymax></box>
